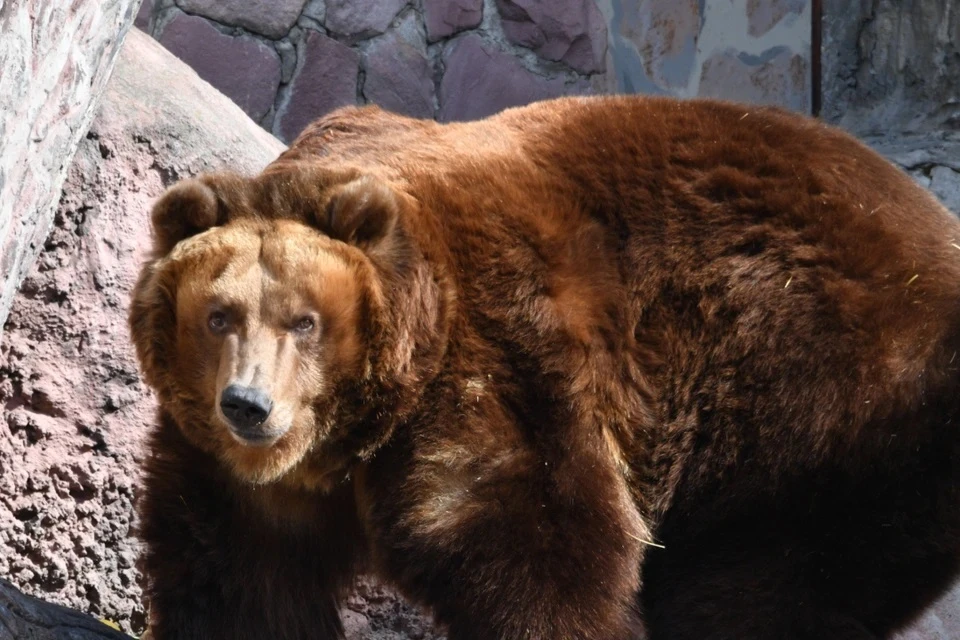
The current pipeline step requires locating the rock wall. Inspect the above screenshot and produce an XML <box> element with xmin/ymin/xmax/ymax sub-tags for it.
<box><xmin>821</xmin><ymin>0</ymin><xmax>960</xmax><ymax>136</ymax></box>
<box><xmin>820</xmin><ymin>0</ymin><xmax>960</xmax><ymax>215</ymax></box>
<box><xmin>135</xmin><ymin>0</ymin><xmax>813</xmax><ymax>142</ymax></box>
<box><xmin>0</xmin><ymin>0</ymin><xmax>141</xmax><ymax>340</ymax></box>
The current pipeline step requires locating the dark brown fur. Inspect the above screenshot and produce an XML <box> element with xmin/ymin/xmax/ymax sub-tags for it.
<box><xmin>129</xmin><ymin>95</ymin><xmax>960</xmax><ymax>639</ymax></box>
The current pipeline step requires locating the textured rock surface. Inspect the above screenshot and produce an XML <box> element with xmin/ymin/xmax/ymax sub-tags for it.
<box><xmin>325</xmin><ymin>0</ymin><xmax>407</xmax><ymax>40</ymax></box>
<box><xmin>276</xmin><ymin>30</ymin><xmax>361</xmax><ymax>143</ymax></box>
<box><xmin>423</xmin><ymin>0</ymin><xmax>483</xmax><ymax>42</ymax></box>
<box><xmin>363</xmin><ymin>29</ymin><xmax>436</xmax><ymax>119</ymax></box>
<box><xmin>0</xmin><ymin>29</ymin><xmax>284</xmax><ymax>634</ymax></box>
<box><xmin>158</xmin><ymin>11</ymin><xmax>282</xmax><ymax>123</ymax></box>
<box><xmin>495</xmin><ymin>0</ymin><xmax>607</xmax><ymax>74</ymax></box>
<box><xmin>821</xmin><ymin>0</ymin><xmax>960</xmax><ymax>135</ymax></box>
<box><xmin>439</xmin><ymin>34</ymin><xmax>589</xmax><ymax>122</ymax></box>
<box><xmin>0</xmin><ymin>0</ymin><xmax>139</xmax><ymax>341</ymax></box>
<box><xmin>176</xmin><ymin>0</ymin><xmax>307</xmax><ymax>39</ymax></box>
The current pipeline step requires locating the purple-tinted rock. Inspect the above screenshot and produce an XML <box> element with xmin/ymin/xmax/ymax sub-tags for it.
<box><xmin>364</xmin><ymin>31</ymin><xmax>435</xmax><ymax>119</ymax></box>
<box><xmin>325</xmin><ymin>0</ymin><xmax>406</xmax><ymax>40</ymax></box>
<box><xmin>135</xmin><ymin>0</ymin><xmax>155</xmax><ymax>30</ymax></box>
<box><xmin>439</xmin><ymin>34</ymin><xmax>590</xmax><ymax>122</ymax></box>
<box><xmin>159</xmin><ymin>13</ymin><xmax>281</xmax><ymax>122</ymax></box>
<box><xmin>747</xmin><ymin>0</ymin><xmax>806</xmax><ymax>37</ymax></box>
<box><xmin>698</xmin><ymin>48</ymin><xmax>808</xmax><ymax>112</ymax></box>
<box><xmin>277</xmin><ymin>31</ymin><xmax>360</xmax><ymax>142</ymax></box>
<box><xmin>424</xmin><ymin>0</ymin><xmax>484</xmax><ymax>42</ymax></box>
<box><xmin>495</xmin><ymin>0</ymin><xmax>607</xmax><ymax>74</ymax></box>
<box><xmin>177</xmin><ymin>0</ymin><xmax>308</xmax><ymax>39</ymax></box>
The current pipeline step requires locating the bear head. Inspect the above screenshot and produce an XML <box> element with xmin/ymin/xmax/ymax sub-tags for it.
<box><xmin>129</xmin><ymin>168</ymin><xmax>446</xmax><ymax>489</ymax></box>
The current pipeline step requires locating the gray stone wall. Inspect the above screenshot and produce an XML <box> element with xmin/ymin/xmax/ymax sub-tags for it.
<box><xmin>0</xmin><ymin>0</ymin><xmax>141</xmax><ymax>338</ymax></box>
<box><xmin>135</xmin><ymin>0</ymin><xmax>813</xmax><ymax>143</ymax></box>
<box><xmin>821</xmin><ymin>0</ymin><xmax>960</xmax><ymax>214</ymax></box>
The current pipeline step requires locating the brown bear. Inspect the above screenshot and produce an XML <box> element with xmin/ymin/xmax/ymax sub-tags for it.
<box><xmin>129</xmin><ymin>95</ymin><xmax>960</xmax><ymax>640</ymax></box>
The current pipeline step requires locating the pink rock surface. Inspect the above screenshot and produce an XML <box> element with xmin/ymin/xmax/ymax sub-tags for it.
<box><xmin>423</xmin><ymin>0</ymin><xmax>483</xmax><ymax>42</ymax></box>
<box><xmin>276</xmin><ymin>30</ymin><xmax>360</xmax><ymax>142</ymax></box>
<box><xmin>158</xmin><ymin>11</ymin><xmax>282</xmax><ymax>122</ymax></box>
<box><xmin>495</xmin><ymin>0</ymin><xmax>607</xmax><ymax>74</ymax></box>
<box><xmin>176</xmin><ymin>0</ymin><xmax>308</xmax><ymax>39</ymax></box>
<box><xmin>439</xmin><ymin>34</ymin><xmax>590</xmax><ymax>122</ymax></box>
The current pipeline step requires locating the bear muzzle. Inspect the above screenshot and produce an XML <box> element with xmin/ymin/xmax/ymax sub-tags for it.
<box><xmin>219</xmin><ymin>383</ymin><xmax>285</xmax><ymax>446</ymax></box>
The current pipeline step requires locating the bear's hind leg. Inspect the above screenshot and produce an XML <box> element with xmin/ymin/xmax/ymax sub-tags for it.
<box><xmin>641</xmin><ymin>531</ymin><xmax>880</xmax><ymax>640</ymax></box>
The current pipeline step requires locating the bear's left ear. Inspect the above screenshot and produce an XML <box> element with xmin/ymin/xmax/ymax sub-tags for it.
<box><xmin>322</xmin><ymin>176</ymin><xmax>401</xmax><ymax>252</ymax></box>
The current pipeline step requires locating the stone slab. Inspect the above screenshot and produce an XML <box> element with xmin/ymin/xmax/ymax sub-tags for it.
<box><xmin>495</xmin><ymin>0</ymin><xmax>607</xmax><ymax>74</ymax></box>
<box><xmin>439</xmin><ymin>34</ymin><xmax>589</xmax><ymax>122</ymax></box>
<box><xmin>276</xmin><ymin>30</ymin><xmax>360</xmax><ymax>142</ymax></box>
<box><xmin>158</xmin><ymin>11</ymin><xmax>281</xmax><ymax>122</ymax></box>
<box><xmin>176</xmin><ymin>0</ymin><xmax>308</xmax><ymax>39</ymax></box>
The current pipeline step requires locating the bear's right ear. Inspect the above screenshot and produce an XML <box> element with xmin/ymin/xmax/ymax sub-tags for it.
<box><xmin>321</xmin><ymin>176</ymin><xmax>401</xmax><ymax>252</ymax></box>
<box><xmin>150</xmin><ymin>179</ymin><xmax>227</xmax><ymax>256</ymax></box>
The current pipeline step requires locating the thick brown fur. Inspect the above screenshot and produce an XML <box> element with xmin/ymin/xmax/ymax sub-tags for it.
<box><xmin>129</xmin><ymin>95</ymin><xmax>960</xmax><ymax>639</ymax></box>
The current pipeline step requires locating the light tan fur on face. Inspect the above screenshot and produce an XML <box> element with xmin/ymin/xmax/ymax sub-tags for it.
<box><xmin>166</xmin><ymin>219</ymin><xmax>364</xmax><ymax>484</ymax></box>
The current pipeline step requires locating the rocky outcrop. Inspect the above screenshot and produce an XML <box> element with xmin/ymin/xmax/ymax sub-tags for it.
<box><xmin>0</xmin><ymin>0</ymin><xmax>140</xmax><ymax>340</ymax></box>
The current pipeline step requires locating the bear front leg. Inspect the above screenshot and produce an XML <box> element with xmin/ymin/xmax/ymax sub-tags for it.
<box><xmin>139</xmin><ymin>416</ymin><xmax>363</xmax><ymax>640</ymax></box>
<box><xmin>363</xmin><ymin>433</ymin><xmax>647</xmax><ymax>640</ymax></box>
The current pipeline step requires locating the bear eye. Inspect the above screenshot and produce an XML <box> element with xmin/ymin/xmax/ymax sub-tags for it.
<box><xmin>208</xmin><ymin>311</ymin><xmax>228</xmax><ymax>333</ymax></box>
<box><xmin>293</xmin><ymin>316</ymin><xmax>316</xmax><ymax>334</ymax></box>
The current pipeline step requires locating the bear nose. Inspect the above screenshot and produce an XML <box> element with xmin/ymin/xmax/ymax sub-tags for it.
<box><xmin>219</xmin><ymin>384</ymin><xmax>274</xmax><ymax>431</ymax></box>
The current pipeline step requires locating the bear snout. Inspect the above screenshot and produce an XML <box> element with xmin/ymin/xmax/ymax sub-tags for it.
<box><xmin>219</xmin><ymin>384</ymin><xmax>279</xmax><ymax>444</ymax></box>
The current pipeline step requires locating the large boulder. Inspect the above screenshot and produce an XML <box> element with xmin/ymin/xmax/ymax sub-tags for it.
<box><xmin>0</xmin><ymin>0</ymin><xmax>140</xmax><ymax>341</ymax></box>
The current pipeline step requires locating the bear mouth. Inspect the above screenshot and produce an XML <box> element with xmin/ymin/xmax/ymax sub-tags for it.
<box><xmin>227</xmin><ymin>426</ymin><xmax>287</xmax><ymax>448</ymax></box>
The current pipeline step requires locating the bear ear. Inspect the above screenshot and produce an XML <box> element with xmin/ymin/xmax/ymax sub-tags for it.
<box><xmin>322</xmin><ymin>176</ymin><xmax>400</xmax><ymax>251</ymax></box>
<box><xmin>150</xmin><ymin>178</ymin><xmax>227</xmax><ymax>256</ymax></box>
